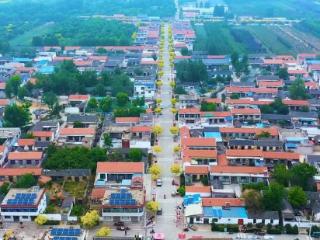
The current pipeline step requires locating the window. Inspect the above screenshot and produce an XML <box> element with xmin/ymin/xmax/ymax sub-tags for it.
<box><xmin>196</xmin><ymin>217</ymin><xmax>200</xmax><ymax>221</ymax></box>
<box><xmin>22</xmin><ymin>216</ymin><xmax>28</xmax><ymax>219</ymax></box>
<box><xmin>270</xmin><ymin>219</ymin><xmax>273</xmax><ymax>224</ymax></box>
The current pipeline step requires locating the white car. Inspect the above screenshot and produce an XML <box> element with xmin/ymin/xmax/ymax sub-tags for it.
<box><xmin>156</xmin><ymin>178</ymin><xmax>162</xmax><ymax>186</ymax></box>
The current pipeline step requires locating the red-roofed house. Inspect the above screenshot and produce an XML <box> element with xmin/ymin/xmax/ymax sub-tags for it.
<box><xmin>226</xmin><ymin>149</ymin><xmax>263</xmax><ymax>166</ymax></box>
<box><xmin>0</xmin><ymin>168</ymin><xmax>42</xmax><ymax>182</ymax></box>
<box><xmin>58</xmin><ymin>128</ymin><xmax>96</xmax><ymax>147</ymax></box>
<box><xmin>185</xmin><ymin>165</ymin><xmax>210</xmax><ymax>185</ymax></box>
<box><xmin>282</xmin><ymin>99</ymin><xmax>310</xmax><ymax>111</ymax></box>
<box><xmin>185</xmin><ymin>186</ymin><xmax>211</xmax><ymax>197</ymax></box>
<box><xmin>210</xmin><ymin>165</ymin><xmax>268</xmax><ymax>184</ymax></box>
<box><xmin>95</xmin><ymin>162</ymin><xmax>144</xmax><ymax>186</ymax></box>
<box><xmin>182</xmin><ymin>149</ymin><xmax>218</xmax><ymax>165</ymax></box>
<box><xmin>7</xmin><ymin>151</ymin><xmax>43</xmax><ymax>167</ymax></box>
<box><xmin>231</xmin><ymin>108</ymin><xmax>261</xmax><ymax>123</ymax></box>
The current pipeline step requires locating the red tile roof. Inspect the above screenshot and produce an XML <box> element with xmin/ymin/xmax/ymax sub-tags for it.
<box><xmin>210</xmin><ymin>165</ymin><xmax>268</xmax><ymax>175</ymax></box>
<box><xmin>282</xmin><ymin>99</ymin><xmax>310</xmax><ymax>106</ymax></box>
<box><xmin>220</xmin><ymin>127</ymin><xmax>278</xmax><ymax>136</ymax></box>
<box><xmin>200</xmin><ymin>111</ymin><xmax>232</xmax><ymax>118</ymax></box>
<box><xmin>258</xmin><ymin>80</ymin><xmax>284</xmax><ymax>88</ymax></box>
<box><xmin>231</xmin><ymin>108</ymin><xmax>261</xmax><ymax>115</ymax></box>
<box><xmin>180</xmin><ymin>126</ymin><xmax>190</xmax><ymax>138</ymax></box>
<box><xmin>226</xmin><ymin>149</ymin><xmax>263</xmax><ymax>158</ymax></box>
<box><xmin>185</xmin><ymin>186</ymin><xmax>211</xmax><ymax>193</ymax></box>
<box><xmin>8</xmin><ymin>151</ymin><xmax>43</xmax><ymax>160</ymax></box>
<box><xmin>203</xmin><ymin>98</ymin><xmax>222</xmax><ymax>104</ymax></box>
<box><xmin>182</xmin><ymin>138</ymin><xmax>216</xmax><ymax>147</ymax></box>
<box><xmin>226</xmin><ymin>98</ymin><xmax>272</xmax><ymax>106</ymax></box>
<box><xmin>183</xmin><ymin>149</ymin><xmax>218</xmax><ymax>159</ymax></box>
<box><xmin>60</xmin><ymin>128</ymin><xmax>95</xmax><ymax>136</ymax></box>
<box><xmin>131</xmin><ymin>126</ymin><xmax>152</xmax><ymax>133</ymax></box>
<box><xmin>68</xmin><ymin>94</ymin><xmax>90</xmax><ymax>101</ymax></box>
<box><xmin>96</xmin><ymin>162</ymin><xmax>144</xmax><ymax>174</ymax></box>
<box><xmin>202</xmin><ymin>198</ymin><xmax>245</xmax><ymax>207</ymax></box>
<box><xmin>178</xmin><ymin>108</ymin><xmax>201</xmax><ymax>115</ymax></box>
<box><xmin>0</xmin><ymin>82</ymin><xmax>6</xmax><ymax>90</ymax></box>
<box><xmin>185</xmin><ymin>165</ymin><xmax>209</xmax><ymax>174</ymax></box>
<box><xmin>0</xmin><ymin>99</ymin><xmax>9</xmax><ymax>106</ymax></box>
<box><xmin>115</xmin><ymin>117</ymin><xmax>140</xmax><ymax>124</ymax></box>
<box><xmin>91</xmin><ymin>188</ymin><xmax>106</xmax><ymax>199</ymax></box>
<box><xmin>18</xmin><ymin>139</ymin><xmax>35</xmax><ymax>146</ymax></box>
<box><xmin>262</xmin><ymin>151</ymin><xmax>300</xmax><ymax>160</ymax></box>
<box><xmin>0</xmin><ymin>168</ymin><xmax>42</xmax><ymax>176</ymax></box>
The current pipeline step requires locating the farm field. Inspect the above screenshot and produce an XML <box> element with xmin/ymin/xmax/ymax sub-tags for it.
<box><xmin>193</xmin><ymin>23</ymin><xmax>265</xmax><ymax>55</ymax></box>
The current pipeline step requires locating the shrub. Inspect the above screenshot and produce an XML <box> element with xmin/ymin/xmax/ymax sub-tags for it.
<box><xmin>267</xmin><ymin>224</ymin><xmax>282</xmax><ymax>234</ymax></box>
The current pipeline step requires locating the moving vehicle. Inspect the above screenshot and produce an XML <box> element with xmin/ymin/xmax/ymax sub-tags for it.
<box><xmin>114</xmin><ymin>221</ymin><xmax>124</xmax><ymax>227</ymax></box>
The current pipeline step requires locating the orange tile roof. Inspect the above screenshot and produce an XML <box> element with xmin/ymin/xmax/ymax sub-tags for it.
<box><xmin>263</xmin><ymin>59</ymin><xmax>284</xmax><ymax>65</ymax></box>
<box><xmin>115</xmin><ymin>117</ymin><xmax>140</xmax><ymax>124</ymax></box>
<box><xmin>226</xmin><ymin>86</ymin><xmax>278</xmax><ymax>94</ymax></box>
<box><xmin>262</xmin><ymin>151</ymin><xmax>300</xmax><ymax>160</ymax></box>
<box><xmin>185</xmin><ymin>186</ymin><xmax>211</xmax><ymax>193</ymax></box>
<box><xmin>182</xmin><ymin>138</ymin><xmax>216</xmax><ymax>147</ymax></box>
<box><xmin>210</xmin><ymin>165</ymin><xmax>268</xmax><ymax>175</ymax></box>
<box><xmin>178</xmin><ymin>108</ymin><xmax>201</xmax><ymax>115</ymax></box>
<box><xmin>0</xmin><ymin>168</ymin><xmax>42</xmax><ymax>176</ymax></box>
<box><xmin>304</xmin><ymin>81</ymin><xmax>319</xmax><ymax>89</ymax></box>
<box><xmin>282</xmin><ymin>99</ymin><xmax>310</xmax><ymax>106</ymax></box>
<box><xmin>0</xmin><ymin>145</ymin><xmax>5</xmax><ymax>152</ymax></box>
<box><xmin>185</xmin><ymin>165</ymin><xmax>209</xmax><ymax>174</ymax></box>
<box><xmin>60</xmin><ymin>128</ymin><xmax>95</xmax><ymax>136</ymax></box>
<box><xmin>91</xmin><ymin>188</ymin><xmax>106</xmax><ymax>199</ymax></box>
<box><xmin>18</xmin><ymin>139</ymin><xmax>35</xmax><ymax>146</ymax></box>
<box><xmin>220</xmin><ymin>127</ymin><xmax>278</xmax><ymax>136</ymax></box>
<box><xmin>96</xmin><ymin>162</ymin><xmax>144</xmax><ymax>173</ymax></box>
<box><xmin>202</xmin><ymin>198</ymin><xmax>245</xmax><ymax>207</ymax></box>
<box><xmin>226</xmin><ymin>149</ymin><xmax>263</xmax><ymax>157</ymax></box>
<box><xmin>231</xmin><ymin>108</ymin><xmax>261</xmax><ymax>115</ymax></box>
<box><xmin>68</xmin><ymin>94</ymin><xmax>90</xmax><ymax>101</ymax></box>
<box><xmin>8</xmin><ymin>151</ymin><xmax>43</xmax><ymax>160</ymax></box>
<box><xmin>131</xmin><ymin>126</ymin><xmax>152</xmax><ymax>133</ymax></box>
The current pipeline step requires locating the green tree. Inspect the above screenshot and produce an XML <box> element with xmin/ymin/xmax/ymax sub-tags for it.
<box><xmin>176</xmin><ymin>60</ymin><xmax>208</xmax><ymax>83</ymax></box>
<box><xmin>87</xmin><ymin>97</ymin><xmax>98</xmax><ymax>111</ymax></box>
<box><xmin>128</xmin><ymin>148</ymin><xmax>143</xmax><ymax>162</ymax></box>
<box><xmin>230</xmin><ymin>93</ymin><xmax>240</xmax><ymax>99</ymax></box>
<box><xmin>116</xmin><ymin>92</ymin><xmax>129</xmax><ymax>106</ymax></box>
<box><xmin>263</xmin><ymin>182</ymin><xmax>285</xmax><ymax>211</ymax></box>
<box><xmin>257</xmin><ymin>131</ymin><xmax>271</xmax><ymax>139</ymax></box>
<box><xmin>200</xmin><ymin>102</ymin><xmax>217</xmax><ymax>111</ymax></box>
<box><xmin>243</xmin><ymin>189</ymin><xmax>263</xmax><ymax>212</ymax></box>
<box><xmin>42</xmin><ymin>91</ymin><xmax>58</xmax><ymax>110</ymax></box>
<box><xmin>0</xmin><ymin>182</ymin><xmax>10</xmax><ymax>195</ymax></box>
<box><xmin>288</xmin><ymin>186</ymin><xmax>307</xmax><ymax>209</ymax></box>
<box><xmin>289</xmin><ymin>78</ymin><xmax>308</xmax><ymax>100</ymax></box>
<box><xmin>290</xmin><ymin>163</ymin><xmax>317</xmax><ymax>190</ymax></box>
<box><xmin>3</xmin><ymin>103</ymin><xmax>30</xmax><ymax>127</ymax></box>
<box><xmin>15</xmin><ymin>174</ymin><xmax>37</xmax><ymax>188</ymax></box>
<box><xmin>272</xmin><ymin>164</ymin><xmax>291</xmax><ymax>187</ymax></box>
<box><xmin>99</xmin><ymin>97</ymin><xmax>112</xmax><ymax>112</ymax></box>
<box><xmin>103</xmin><ymin>133</ymin><xmax>113</xmax><ymax>149</ymax></box>
<box><xmin>5</xmin><ymin>75</ymin><xmax>22</xmax><ymax>97</ymax></box>
<box><xmin>277</xmin><ymin>67</ymin><xmax>289</xmax><ymax>80</ymax></box>
<box><xmin>17</xmin><ymin>86</ymin><xmax>29</xmax><ymax>100</ymax></box>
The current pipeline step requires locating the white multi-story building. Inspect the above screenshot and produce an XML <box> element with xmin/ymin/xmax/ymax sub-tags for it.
<box><xmin>0</xmin><ymin>187</ymin><xmax>47</xmax><ymax>222</ymax></box>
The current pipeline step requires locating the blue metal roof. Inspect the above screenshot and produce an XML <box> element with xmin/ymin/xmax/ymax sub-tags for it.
<box><xmin>203</xmin><ymin>207</ymin><xmax>248</xmax><ymax>218</ymax></box>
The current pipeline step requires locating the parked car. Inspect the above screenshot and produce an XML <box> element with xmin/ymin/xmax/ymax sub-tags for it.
<box><xmin>114</xmin><ymin>221</ymin><xmax>124</xmax><ymax>227</ymax></box>
<box><xmin>116</xmin><ymin>226</ymin><xmax>130</xmax><ymax>231</ymax></box>
<box><xmin>156</xmin><ymin>178</ymin><xmax>162</xmax><ymax>187</ymax></box>
<box><xmin>157</xmin><ymin>208</ymin><xmax>163</xmax><ymax>215</ymax></box>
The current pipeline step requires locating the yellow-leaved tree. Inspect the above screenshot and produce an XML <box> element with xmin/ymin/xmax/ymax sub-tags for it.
<box><xmin>34</xmin><ymin>214</ymin><xmax>48</xmax><ymax>225</ymax></box>
<box><xmin>96</xmin><ymin>226</ymin><xmax>111</xmax><ymax>237</ymax></box>
<box><xmin>149</xmin><ymin>164</ymin><xmax>161</xmax><ymax>180</ymax></box>
<box><xmin>81</xmin><ymin>210</ymin><xmax>100</xmax><ymax>229</ymax></box>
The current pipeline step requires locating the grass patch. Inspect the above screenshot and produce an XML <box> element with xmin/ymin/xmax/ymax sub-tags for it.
<box><xmin>10</xmin><ymin>23</ymin><xmax>54</xmax><ymax>47</ymax></box>
<box><xmin>63</xmin><ymin>181</ymin><xmax>87</xmax><ymax>199</ymax></box>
